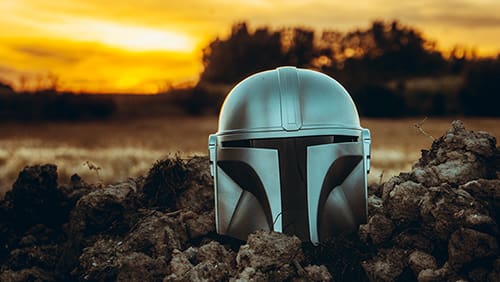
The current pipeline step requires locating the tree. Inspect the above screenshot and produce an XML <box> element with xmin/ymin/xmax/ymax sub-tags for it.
<box><xmin>284</xmin><ymin>28</ymin><xmax>316</xmax><ymax>67</ymax></box>
<box><xmin>321</xmin><ymin>20</ymin><xmax>447</xmax><ymax>83</ymax></box>
<box><xmin>459</xmin><ymin>58</ymin><xmax>500</xmax><ymax>116</ymax></box>
<box><xmin>200</xmin><ymin>22</ymin><xmax>285</xmax><ymax>84</ymax></box>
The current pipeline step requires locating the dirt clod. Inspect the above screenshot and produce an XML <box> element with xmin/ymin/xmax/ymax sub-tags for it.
<box><xmin>362</xmin><ymin>248</ymin><xmax>408</xmax><ymax>282</ymax></box>
<box><xmin>408</xmin><ymin>250</ymin><xmax>437</xmax><ymax>275</ymax></box>
<box><xmin>236</xmin><ymin>230</ymin><xmax>304</xmax><ymax>271</ymax></box>
<box><xmin>448</xmin><ymin>227</ymin><xmax>498</xmax><ymax>270</ymax></box>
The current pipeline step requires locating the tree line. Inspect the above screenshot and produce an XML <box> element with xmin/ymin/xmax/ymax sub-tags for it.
<box><xmin>1</xmin><ymin>20</ymin><xmax>498</xmax><ymax>120</ymax></box>
<box><xmin>190</xmin><ymin>20</ymin><xmax>500</xmax><ymax>117</ymax></box>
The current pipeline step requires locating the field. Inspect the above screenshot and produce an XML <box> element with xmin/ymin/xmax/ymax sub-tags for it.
<box><xmin>1</xmin><ymin>116</ymin><xmax>499</xmax><ymax>196</ymax></box>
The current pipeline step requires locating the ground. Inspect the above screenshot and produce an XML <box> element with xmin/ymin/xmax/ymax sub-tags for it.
<box><xmin>1</xmin><ymin>116</ymin><xmax>499</xmax><ymax>195</ymax></box>
<box><xmin>0</xmin><ymin>120</ymin><xmax>499</xmax><ymax>281</ymax></box>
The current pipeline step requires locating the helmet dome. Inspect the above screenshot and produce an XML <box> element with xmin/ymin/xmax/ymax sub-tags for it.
<box><xmin>217</xmin><ymin>66</ymin><xmax>361</xmax><ymax>137</ymax></box>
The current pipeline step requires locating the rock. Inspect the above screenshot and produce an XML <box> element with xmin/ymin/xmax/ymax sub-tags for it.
<box><xmin>467</xmin><ymin>266</ymin><xmax>490</xmax><ymax>282</ymax></box>
<box><xmin>77</xmin><ymin>239</ymin><xmax>168</xmax><ymax>281</ymax></box>
<box><xmin>392</xmin><ymin>229</ymin><xmax>434</xmax><ymax>252</ymax></box>
<box><xmin>4</xmin><ymin>164</ymin><xmax>66</xmax><ymax>229</ymax></box>
<box><xmin>121</xmin><ymin>211</ymin><xmax>188</xmax><ymax>259</ymax></box>
<box><xmin>176</xmin><ymin>156</ymin><xmax>214</xmax><ymax>214</ymax></box>
<box><xmin>164</xmin><ymin>249</ymin><xmax>193</xmax><ymax>281</ymax></box>
<box><xmin>368</xmin><ymin>183</ymin><xmax>383</xmax><ymax>197</ymax></box>
<box><xmin>367</xmin><ymin>195</ymin><xmax>384</xmax><ymax>215</ymax></box>
<box><xmin>192</xmin><ymin>241</ymin><xmax>236</xmax><ymax>279</ymax></box>
<box><xmin>488</xmin><ymin>271</ymin><xmax>500</xmax><ymax>282</ymax></box>
<box><xmin>419</xmin><ymin>185</ymin><xmax>488</xmax><ymax>241</ymax></box>
<box><xmin>464</xmin><ymin>213</ymin><xmax>498</xmax><ymax>235</ymax></box>
<box><xmin>6</xmin><ymin>244</ymin><xmax>60</xmax><ymax>271</ymax></box>
<box><xmin>181</xmin><ymin>210</ymin><xmax>215</xmax><ymax>239</ymax></box>
<box><xmin>0</xmin><ymin>267</ymin><xmax>55</xmax><ymax>282</ymax></box>
<box><xmin>233</xmin><ymin>267</ymin><xmax>267</xmax><ymax>282</ymax></box>
<box><xmin>461</xmin><ymin>179</ymin><xmax>500</xmax><ymax>221</ymax></box>
<box><xmin>448</xmin><ymin>228</ymin><xmax>498</xmax><ymax>270</ymax></box>
<box><xmin>408</xmin><ymin>250</ymin><xmax>437</xmax><ymax>275</ymax></box>
<box><xmin>364</xmin><ymin>214</ymin><xmax>394</xmax><ymax>245</ymax></box>
<box><xmin>300</xmin><ymin>265</ymin><xmax>333</xmax><ymax>281</ymax></box>
<box><xmin>182</xmin><ymin>246</ymin><xmax>198</xmax><ymax>263</ymax></box>
<box><xmin>305</xmin><ymin>234</ymin><xmax>366</xmax><ymax>281</ymax></box>
<box><xmin>384</xmin><ymin>180</ymin><xmax>426</xmax><ymax>225</ymax></box>
<box><xmin>417</xmin><ymin>262</ymin><xmax>453</xmax><ymax>282</ymax></box>
<box><xmin>236</xmin><ymin>230</ymin><xmax>304</xmax><ymax>271</ymax></box>
<box><xmin>411</xmin><ymin>121</ymin><xmax>497</xmax><ymax>187</ymax></box>
<box><xmin>196</xmin><ymin>241</ymin><xmax>235</xmax><ymax>266</ymax></box>
<box><xmin>142</xmin><ymin>157</ymin><xmax>189</xmax><ymax>210</ymax></box>
<box><xmin>142</xmin><ymin>156</ymin><xmax>214</xmax><ymax>213</ymax></box>
<box><xmin>381</xmin><ymin>175</ymin><xmax>407</xmax><ymax>201</ymax></box>
<box><xmin>70</xmin><ymin>181</ymin><xmax>139</xmax><ymax>236</ymax></box>
<box><xmin>77</xmin><ymin>238</ymin><xmax>122</xmax><ymax>281</ymax></box>
<box><xmin>184</xmin><ymin>156</ymin><xmax>213</xmax><ymax>186</ymax></box>
<box><xmin>487</xmin><ymin>258</ymin><xmax>500</xmax><ymax>282</ymax></box>
<box><xmin>362</xmin><ymin>248</ymin><xmax>408</xmax><ymax>282</ymax></box>
<box><xmin>18</xmin><ymin>224</ymin><xmax>59</xmax><ymax>247</ymax></box>
<box><xmin>187</xmin><ymin>261</ymin><xmax>231</xmax><ymax>281</ymax></box>
<box><xmin>165</xmin><ymin>241</ymin><xmax>236</xmax><ymax>281</ymax></box>
<box><xmin>115</xmin><ymin>252</ymin><xmax>168</xmax><ymax>282</ymax></box>
<box><xmin>266</xmin><ymin>263</ymin><xmax>296</xmax><ymax>281</ymax></box>
<box><xmin>59</xmin><ymin>174</ymin><xmax>95</xmax><ymax>210</ymax></box>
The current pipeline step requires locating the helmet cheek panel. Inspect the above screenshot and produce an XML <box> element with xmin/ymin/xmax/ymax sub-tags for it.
<box><xmin>218</xmin><ymin>161</ymin><xmax>273</xmax><ymax>229</ymax></box>
<box><xmin>319</xmin><ymin>158</ymin><xmax>366</xmax><ymax>242</ymax></box>
<box><xmin>226</xmin><ymin>191</ymin><xmax>272</xmax><ymax>240</ymax></box>
<box><xmin>215</xmin><ymin>167</ymin><xmax>243</xmax><ymax>236</ymax></box>
<box><xmin>215</xmin><ymin>147</ymin><xmax>282</xmax><ymax>239</ymax></box>
<box><xmin>307</xmin><ymin>143</ymin><xmax>367</xmax><ymax>244</ymax></box>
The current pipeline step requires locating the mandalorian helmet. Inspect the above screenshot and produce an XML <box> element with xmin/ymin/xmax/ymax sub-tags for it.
<box><xmin>208</xmin><ymin>67</ymin><xmax>370</xmax><ymax>245</ymax></box>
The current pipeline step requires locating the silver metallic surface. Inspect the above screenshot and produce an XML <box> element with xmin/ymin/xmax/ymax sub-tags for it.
<box><xmin>217</xmin><ymin>67</ymin><xmax>362</xmax><ymax>139</ymax></box>
<box><xmin>209</xmin><ymin>66</ymin><xmax>371</xmax><ymax>245</ymax></box>
<box><xmin>215</xmin><ymin>147</ymin><xmax>282</xmax><ymax>238</ymax></box>
<box><xmin>307</xmin><ymin>142</ymin><xmax>366</xmax><ymax>243</ymax></box>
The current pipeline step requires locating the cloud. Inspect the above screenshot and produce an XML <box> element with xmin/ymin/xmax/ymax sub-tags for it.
<box><xmin>13</xmin><ymin>46</ymin><xmax>82</xmax><ymax>64</ymax></box>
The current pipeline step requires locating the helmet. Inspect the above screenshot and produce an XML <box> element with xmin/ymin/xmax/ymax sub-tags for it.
<box><xmin>208</xmin><ymin>67</ymin><xmax>370</xmax><ymax>245</ymax></box>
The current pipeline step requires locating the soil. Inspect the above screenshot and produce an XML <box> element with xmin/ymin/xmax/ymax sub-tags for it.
<box><xmin>0</xmin><ymin>120</ymin><xmax>499</xmax><ymax>281</ymax></box>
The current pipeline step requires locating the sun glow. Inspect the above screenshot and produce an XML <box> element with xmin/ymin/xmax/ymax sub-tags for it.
<box><xmin>60</xmin><ymin>20</ymin><xmax>196</xmax><ymax>52</ymax></box>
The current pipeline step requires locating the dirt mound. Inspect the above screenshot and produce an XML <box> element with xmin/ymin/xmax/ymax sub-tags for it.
<box><xmin>0</xmin><ymin>120</ymin><xmax>498</xmax><ymax>281</ymax></box>
<box><xmin>362</xmin><ymin>121</ymin><xmax>499</xmax><ymax>281</ymax></box>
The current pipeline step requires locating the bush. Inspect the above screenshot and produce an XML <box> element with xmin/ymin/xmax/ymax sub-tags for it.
<box><xmin>0</xmin><ymin>92</ymin><xmax>117</xmax><ymax>121</ymax></box>
<box><xmin>352</xmin><ymin>84</ymin><xmax>406</xmax><ymax>117</ymax></box>
<box><xmin>459</xmin><ymin>59</ymin><xmax>500</xmax><ymax>116</ymax></box>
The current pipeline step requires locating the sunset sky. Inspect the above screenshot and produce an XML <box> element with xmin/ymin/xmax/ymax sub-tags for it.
<box><xmin>1</xmin><ymin>0</ymin><xmax>499</xmax><ymax>93</ymax></box>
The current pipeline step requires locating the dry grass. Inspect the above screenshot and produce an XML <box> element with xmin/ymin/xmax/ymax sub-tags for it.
<box><xmin>1</xmin><ymin>116</ymin><xmax>498</xmax><ymax>196</ymax></box>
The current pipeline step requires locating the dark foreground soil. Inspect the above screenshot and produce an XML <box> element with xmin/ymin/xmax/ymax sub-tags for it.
<box><xmin>0</xmin><ymin>121</ymin><xmax>499</xmax><ymax>281</ymax></box>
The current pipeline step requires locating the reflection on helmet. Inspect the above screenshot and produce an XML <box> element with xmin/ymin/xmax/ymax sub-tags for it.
<box><xmin>208</xmin><ymin>67</ymin><xmax>371</xmax><ymax>245</ymax></box>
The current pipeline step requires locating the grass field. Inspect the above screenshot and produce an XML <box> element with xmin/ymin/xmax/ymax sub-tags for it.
<box><xmin>1</xmin><ymin>116</ymin><xmax>499</xmax><ymax>196</ymax></box>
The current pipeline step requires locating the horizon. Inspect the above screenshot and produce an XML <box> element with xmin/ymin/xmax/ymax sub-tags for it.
<box><xmin>1</xmin><ymin>0</ymin><xmax>500</xmax><ymax>94</ymax></box>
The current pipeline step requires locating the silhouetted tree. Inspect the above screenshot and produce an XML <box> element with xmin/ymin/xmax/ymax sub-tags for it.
<box><xmin>323</xmin><ymin>20</ymin><xmax>447</xmax><ymax>83</ymax></box>
<box><xmin>195</xmin><ymin>20</ymin><xmax>497</xmax><ymax>117</ymax></box>
<box><xmin>0</xmin><ymin>81</ymin><xmax>14</xmax><ymax>94</ymax></box>
<box><xmin>200</xmin><ymin>22</ymin><xmax>285</xmax><ymax>84</ymax></box>
<box><xmin>352</xmin><ymin>84</ymin><xmax>405</xmax><ymax>117</ymax></box>
<box><xmin>459</xmin><ymin>58</ymin><xmax>500</xmax><ymax>116</ymax></box>
<box><xmin>284</xmin><ymin>28</ymin><xmax>316</xmax><ymax>67</ymax></box>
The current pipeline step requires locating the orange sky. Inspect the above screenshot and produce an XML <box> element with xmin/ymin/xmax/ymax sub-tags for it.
<box><xmin>1</xmin><ymin>0</ymin><xmax>499</xmax><ymax>94</ymax></box>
